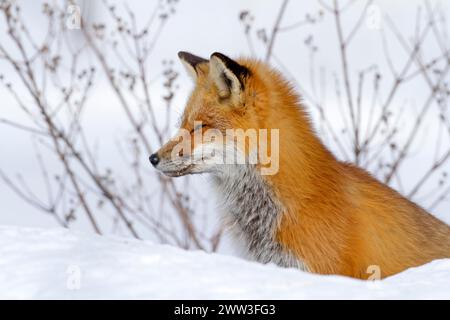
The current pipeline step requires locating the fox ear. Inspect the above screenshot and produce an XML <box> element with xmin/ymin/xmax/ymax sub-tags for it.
<box><xmin>178</xmin><ymin>51</ymin><xmax>208</xmax><ymax>80</ymax></box>
<box><xmin>209</xmin><ymin>52</ymin><xmax>249</xmax><ymax>99</ymax></box>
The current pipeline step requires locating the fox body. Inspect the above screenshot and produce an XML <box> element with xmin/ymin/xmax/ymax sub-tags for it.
<box><xmin>150</xmin><ymin>52</ymin><xmax>450</xmax><ymax>279</ymax></box>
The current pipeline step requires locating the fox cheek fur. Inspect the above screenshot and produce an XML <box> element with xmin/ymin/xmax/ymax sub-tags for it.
<box><xmin>150</xmin><ymin>51</ymin><xmax>450</xmax><ymax>279</ymax></box>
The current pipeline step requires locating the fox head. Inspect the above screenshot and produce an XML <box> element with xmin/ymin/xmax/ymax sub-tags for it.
<box><xmin>149</xmin><ymin>51</ymin><xmax>280</xmax><ymax>177</ymax></box>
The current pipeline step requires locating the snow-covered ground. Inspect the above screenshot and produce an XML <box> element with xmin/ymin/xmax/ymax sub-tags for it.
<box><xmin>0</xmin><ymin>226</ymin><xmax>449</xmax><ymax>299</ymax></box>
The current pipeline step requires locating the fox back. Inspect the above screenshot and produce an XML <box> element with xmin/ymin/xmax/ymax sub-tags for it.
<box><xmin>150</xmin><ymin>52</ymin><xmax>450</xmax><ymax>279</ymax></box>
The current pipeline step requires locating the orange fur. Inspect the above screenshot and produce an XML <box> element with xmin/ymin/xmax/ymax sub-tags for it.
<box><xmin>160</xmin><ymin>55</ymin><xmax>450</xmax><ymax>279</ymax></box>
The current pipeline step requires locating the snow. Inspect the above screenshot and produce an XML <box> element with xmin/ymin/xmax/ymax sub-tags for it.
<box><xmin>0</xmin><ymin>226</ymin><xmax>449</xmax><ymax>299</ymax></box>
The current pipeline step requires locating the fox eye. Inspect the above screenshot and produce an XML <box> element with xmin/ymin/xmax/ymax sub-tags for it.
<box><xmin>191</xmin><ymin>123</ymin><xmax>207</xmax><ymax>133</ymax></box>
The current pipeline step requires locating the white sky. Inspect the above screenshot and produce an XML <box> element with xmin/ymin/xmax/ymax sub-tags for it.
<box><xmin>1</xmin><ymin>0</ymin><xmax>449</xmax><ymax>236</ymax></box>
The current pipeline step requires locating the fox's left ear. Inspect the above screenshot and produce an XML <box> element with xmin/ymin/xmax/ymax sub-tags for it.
<box><xmin>209</xmin><ymin>52</ymin><xmax>249</xmax><ymax>99</ymax></box>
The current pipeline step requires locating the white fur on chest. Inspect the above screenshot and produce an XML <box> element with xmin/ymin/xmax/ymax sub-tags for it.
<box><xmin>212</xmin><ymin>165</ymin><xmax>305</xmax><ymax>269</ymax></box>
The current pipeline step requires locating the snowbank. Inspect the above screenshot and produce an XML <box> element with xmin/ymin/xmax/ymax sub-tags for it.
<box><xmin>0</xmin><ymin>226</ymin><xmax>449</xmax><ymax>299</ymax></box>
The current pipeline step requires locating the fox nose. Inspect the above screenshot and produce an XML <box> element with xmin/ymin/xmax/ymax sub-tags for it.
<box><xmin>149</xmin><ymin>153</ymin><xmax>160</xmax><ymax>166</ymax></box>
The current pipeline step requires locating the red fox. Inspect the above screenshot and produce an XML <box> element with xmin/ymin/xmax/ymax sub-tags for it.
<box><xmin>149</xmin><ymin>51</ymin><xmax>450</xmax><ymax>279</ymax></box>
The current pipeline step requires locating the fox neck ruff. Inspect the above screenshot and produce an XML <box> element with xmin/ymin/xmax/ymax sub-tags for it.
<box><xmin>212</xmin><ymin>165</ymin><xmax>305</xmax><ymax>269</ymax></box>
